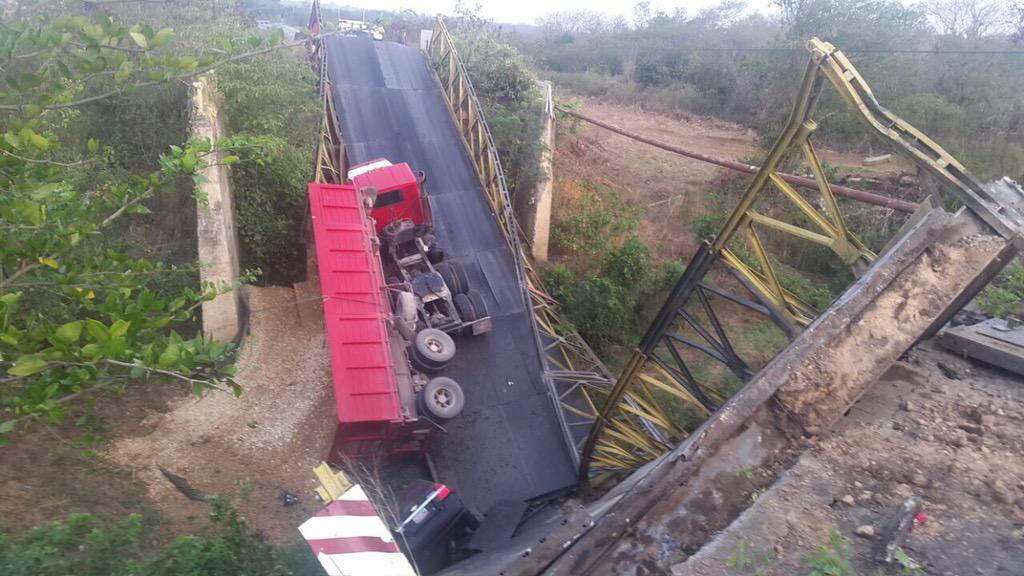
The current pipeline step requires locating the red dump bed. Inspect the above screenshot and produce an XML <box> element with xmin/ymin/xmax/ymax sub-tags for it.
<box><xmin>309</xmin><ymin>183</ymin><xmax>401</xmax><ymax>425</ymax></box>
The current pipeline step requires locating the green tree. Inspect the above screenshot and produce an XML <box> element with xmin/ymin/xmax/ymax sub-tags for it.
<box><xmin>0</xmin><ymin>5</ymin><xmax>310</xmax><ymax>437</ymax></box>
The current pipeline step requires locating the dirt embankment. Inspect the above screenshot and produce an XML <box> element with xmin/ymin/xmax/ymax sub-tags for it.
<box><xmin>107</xmin><ymin>284</ymin><xmax>336</xmax><ymax>544</ymax></box>
<box><xmin>680</xmin><ymin>342</ymin><xmax>1024</xmax><ymax>576</ymax></box>
<box><xmin>552</xmin><ymin>94</ymin><xmax>908</xmax><ymax>264</ymax></box>
<box><xmin>0</xmin><ymin>276</ymin><xmax>336</xmax><ymax>546</ymax></box>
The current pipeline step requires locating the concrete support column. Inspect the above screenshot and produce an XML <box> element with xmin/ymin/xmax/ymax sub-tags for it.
<box><xmin>531</xmin><ymin>81</ymin><xmax>555</xmax><ymax>262</ymax></box>
<box><xmin>191</xmin><ymin>75</ymin><xmax>244</xmax><ymax>343</ymax></box>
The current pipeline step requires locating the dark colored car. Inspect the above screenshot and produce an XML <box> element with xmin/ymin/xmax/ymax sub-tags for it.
<box><xmin>394</xmin><ymin>480</ymin><xmax>478</xmax><ymax>574</ymax></box>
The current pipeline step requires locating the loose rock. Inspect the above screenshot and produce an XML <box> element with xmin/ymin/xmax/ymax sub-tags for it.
<box><xmin>855</xmin><ymin>525</ymin><xmax>876</xmax><ymax>539</ymax></box>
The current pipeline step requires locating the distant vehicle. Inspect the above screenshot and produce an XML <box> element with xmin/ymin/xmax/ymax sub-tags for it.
<box><xmin>308</xmin><ymin>159</ymin><xmax>491</xmax><ymax>464</ymax></box>
<box><xmin>339</xmin><ymin>18</ymin><xmax>384</xmax><ymax>41</ymax></box>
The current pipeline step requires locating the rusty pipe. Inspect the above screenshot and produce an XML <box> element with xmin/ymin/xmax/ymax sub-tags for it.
<box><xmin>555</xmin><ymin>105</ymin><xmax>918</xmax><ymax>214</ymax></box>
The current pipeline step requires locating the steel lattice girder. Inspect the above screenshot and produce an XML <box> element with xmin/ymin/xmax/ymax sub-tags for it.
<box><xmin>578</xmin><ymin>37</ymin><xmax>1024</xmax><ymax>480</ymax></box>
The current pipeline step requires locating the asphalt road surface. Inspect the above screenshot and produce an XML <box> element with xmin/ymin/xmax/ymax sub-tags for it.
<box><xmin>325</xmin><ymin>35</ymin><xmax>576</xmax><ymax>512</ymax></box>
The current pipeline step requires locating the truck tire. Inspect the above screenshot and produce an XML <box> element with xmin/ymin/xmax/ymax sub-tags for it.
<box><xmin>436</xmin><ymin>261</ymin><xmax>469</xmax><ymax>295</ymax></box>
<box><xmin>421</xmin><ymin>377</ymin><xmax>465</xmax><ymax>420</ymax></box>
<box><xmin>413</xmin><ymin>328</ymin><xmax>456</xmax><ymax>371</ymax></box>
<box><xmin>467</xmin><ymin>290</ymin><xmax>488</xmax><ymax>320</ymax></box>
<box><xmin>454</xmin><ymin>293</ymin><xmax>477</xmax><ymax>323</ymax></box>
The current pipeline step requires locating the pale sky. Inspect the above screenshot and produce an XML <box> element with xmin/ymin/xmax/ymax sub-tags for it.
<box><xmin>324</xmin><ymin>0</ymin><xmax>779</xmax><ymax>26</ymax></box>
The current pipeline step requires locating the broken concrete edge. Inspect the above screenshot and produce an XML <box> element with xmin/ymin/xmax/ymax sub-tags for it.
<box><xmin>486</xmin><ymin>208</ymin><xmax>1015</xmax><ymax>576</ymax></box>
<box><xmin>939</xmin><ymin>318</ymin><xmax>1024</xmax><ymax>376</ymax></box>
<box><xmin>190</xmin><ymin>74</ymin><xmax>247</xmax><ymax>345</ymax></box>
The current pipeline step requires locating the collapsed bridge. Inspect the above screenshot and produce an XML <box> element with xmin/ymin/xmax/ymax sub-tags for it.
<box><xmin>306</xmin><ymin>5</ymin><xmax>1024</xmax><ymax>574</ymax></box>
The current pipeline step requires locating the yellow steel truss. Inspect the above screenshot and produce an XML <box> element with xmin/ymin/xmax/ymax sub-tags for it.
<box><xmin>578</xmin><ymin>37</ymin><xmax>1008</xmax><ymax>479</ymax></box>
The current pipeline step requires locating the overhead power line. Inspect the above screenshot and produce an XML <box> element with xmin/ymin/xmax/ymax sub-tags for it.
<box><xmin>541</xmin><ymin>40</ymin><xmax>1024</xmax><ymax>55</ymax></box>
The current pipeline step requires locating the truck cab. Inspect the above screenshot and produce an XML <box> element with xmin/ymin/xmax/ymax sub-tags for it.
<box><xmin>349</xmin><ymin>159</ymin><xmax>428</xmax><ymax>234</ymax></box>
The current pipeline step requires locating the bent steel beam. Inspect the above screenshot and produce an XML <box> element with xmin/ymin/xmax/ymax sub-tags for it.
<box><xmin>579</xmin><ymin>37</ymin><xmax>1024</xmax><ymax>480</ymax></box>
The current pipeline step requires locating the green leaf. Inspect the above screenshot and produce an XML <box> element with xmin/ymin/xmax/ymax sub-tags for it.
<box><xmin>180</xmin><ymin>153</ymin><xmax>196</xmax><ymax>172</ymax></box>
<box><xmin>223</xmin><ymin>155</ymin><xmax>239</xmax><ymax>165</ymax></box>
<box><xmin>129</xmin><ymin>31</ymin><xmax>148</xmax><ymax>49</ymax></box>
<box><xmin>0</xmin><ymin>420</ymin><xmax>14</xmax><ymax>434</ymax></box>
<box><xmin>83</xmin><ymin>24</ymin><xmax>105</xmax><ymax>42</ymax></box>
<box><xmin>219</xmin><ymin>38</ymin><xmax>233</xmax><ymax>53</ymax></box>
<box><xmin>20</xmin><ymin>204</ymin><xmax>41</xmax><ymax>226</ymax></box>
<box><xmin>269</xmin><ymin>28</ymin><xmax>284</xmax><ymax>46</ymax></box>
<box><xmin>30</xmin><ymin>133</ymin><xmax>49</xmax><ymax>151</ymax></box>
<box><xmin>85</xmin><ymin>319</ymin><xmax>109</xmax><ymax>343</ymax></box>
<box><xmin>8</xmin><ymin>355</ymin><xmax>47</xmax><ymax>377</ymax></box>
<box><xmin>109</xmin><ymin>319</ymin><xmax>131</xmax><ymax>339</ymax></box>
<box><xmin>157</xmin><ymin>343</ymin><xmax>179</xmax><ymax>368</ymax></box>
<box><xmin>88</xmin><ymin>137</ymin><xmax>99</xmax><ymax>154</ymax></box>
<box><xmin>54</xmin><ymin>321</ymin><xmax>83</xmax><ymax>345</ymax></box>
<box><xmin>143</xmin><ymin>315</ymin><xmax>170</xmax><ymax>329</ymax></box>
<box><xmin>81</xmin><ymin>343</ymin><xmax>102</xmax><ymax>359</ymax></box>
<box><xmin>191</xmin><ymin>382</ymin><xmax>205</xmax><ymax>397</ymax></box>
<box><xmin>39</xmin><ymin>348</ymin><xmax>64</xmax><ymax>361</ymax></box>
<box><xmin>32</xmin><ymin>183</ymin><xmax>61</xmax><ymax>200</ymax></box>
<box><xmin>115</xmin><ymin>59</ymin><xmax>133</xmax><ymax>83</ymax></box>
<box><xmin>152</xmin><ymin>28</ymin><xmax>174</xmax><ymax>48</ymax></box>
<box><xmin>57</xmin><ymin>60</ymin><xmax>72</xmax><ymax>79</ymax></box>
<box><xmin>4</xmin><ymin>132</ymin><xmax>21</xmax><ymax>149</ymax></box>
<box><xmin>130</xmin><ymin>365</ymin><xmax>146</xmax><ymax>379</ymax></box>
<box><xmin>23</xmin><ymin>104</ymin><xmax>41</xmax><ymax>118</ymax></box>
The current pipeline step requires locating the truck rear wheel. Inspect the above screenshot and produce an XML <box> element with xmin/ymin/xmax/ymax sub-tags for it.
<box><xmin>436</xmin><ymin>261</ymin><xmax>469</xmax><ymax>295</ymax></box>
<box><xmin>454</xmin><ymin>293</ymin><xmax>476</xmax><ymax>323</ymax></box>
<box><xmin>421</xmin><ymin>377</ymin><xmax>465</xmax><ymax>420</ymax></box>
<box><xmin>467</xmin><ymin>290</ymin><xmax>487</xmax><ymax>319</ymax></box>
<box><xmin>455</xmin><ymin>290</ymin><xmax>488</xmax><ymax>323</ymax></box>
<box><xmin>412</xmin><ymin>328</ymin><xmax>456</xmax><ymax>372</ymax></box>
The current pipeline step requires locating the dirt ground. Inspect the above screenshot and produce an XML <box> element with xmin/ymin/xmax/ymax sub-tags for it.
<box><xmin>107</xmin><ymin>282</ymin><xmax>336</xmax><ymax>545</ymax></box>
<box><xmin>552</xmin><ymin>94</ymin><xmax>908</xmax><ymax>264</ymax></box>
<box><xmin>0</xmin><ymin>271</ymin><xmax>337</xmax><ymax>547</ymax></box>
<box><xmin>680</xmin><ymin>341</ymin><xmax>1024</xmax><ymax>576</ymax></box>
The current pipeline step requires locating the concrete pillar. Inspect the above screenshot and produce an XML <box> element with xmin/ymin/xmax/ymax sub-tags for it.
<box><xmin>531</xmin><ymin>81</ymin><xmax>555</xmax><ymax>262</ymax></box>
<box><xmin>191</xmin><ymin>75</ymin><xmax>244</xmax><ymax>343</ymax></box>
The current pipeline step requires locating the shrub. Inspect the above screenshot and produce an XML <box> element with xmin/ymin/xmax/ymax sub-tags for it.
<box><xmin>0</xmin><ymin>498</ymin><xmax>308</xmax><ymax>576</ymax></box>
<box><xmin>217</xmin><ymin>49</ymin><xmax>320</xmax><ymax>284</ymax></box>
<box><xmin>603</xmin><ymin>237</ymin><xmax>651</xmax><ymax>288</ymax></box>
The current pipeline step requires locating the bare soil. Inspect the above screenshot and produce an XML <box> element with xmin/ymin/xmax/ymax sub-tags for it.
<box><xmin>552</xmin><ymin>94</ymin><xmax>908</xmax><ymax>264</ymax></box>
<box><xmin>0</xmin><ymin>271</ymin><xmax>336</xmax><ymax>547</ymax></box>
<box><xmin>680</xmin><ymin>341</ymin><xmax>1024</xmax><ymax>576</ymax></box>
<box><xmin>107</xmin><ymin>283</ymin><xmax>336</xmax><ymax>545</ymax></box>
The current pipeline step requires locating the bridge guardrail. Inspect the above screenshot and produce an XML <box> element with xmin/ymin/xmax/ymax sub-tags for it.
<box><xmin>310</xmin><ymin>1</ymin><xmax>345</xmax><ymax>185</ymax></box>
<box><xmin>427</xmin><ymin>17</ymin><xmax>617</xmax><ymax>473</ymax></box>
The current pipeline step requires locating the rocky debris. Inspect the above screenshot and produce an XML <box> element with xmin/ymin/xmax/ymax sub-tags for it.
<box><xmin>671</xmin><ymin>342</ymin><xmax>1024</xmax><ymax>576</ymax></box>
<box><xmin>855</xmin><ymin>525</ymin><xmax>876</xmax><ymax>539</ymax></box>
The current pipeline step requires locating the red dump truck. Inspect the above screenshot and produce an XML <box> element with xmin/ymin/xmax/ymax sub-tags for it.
<box><xmin>309</xmin><ymin>159</ymin><xmax>491</xmax><ymax>461</ymax></box>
